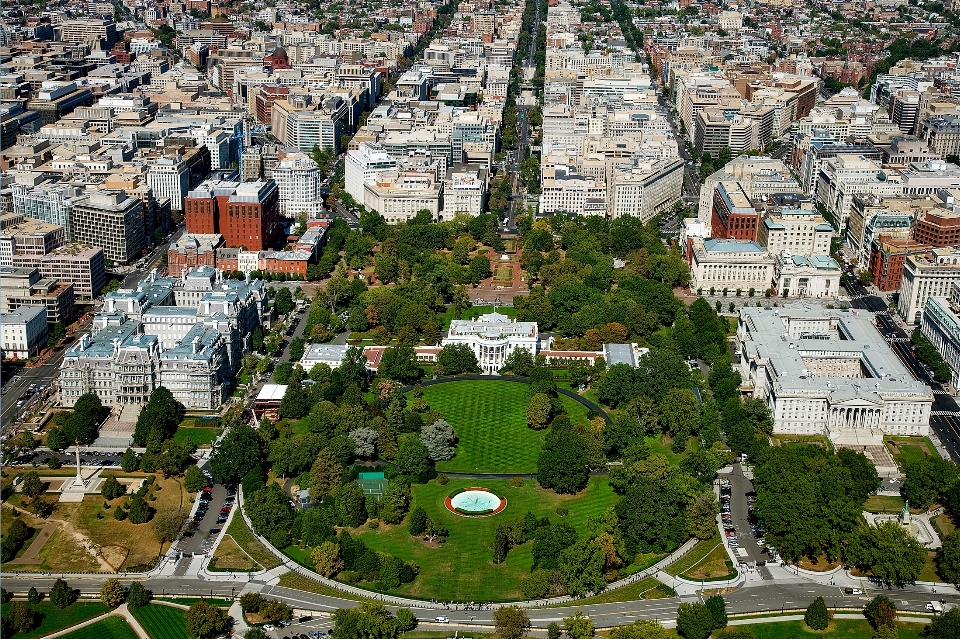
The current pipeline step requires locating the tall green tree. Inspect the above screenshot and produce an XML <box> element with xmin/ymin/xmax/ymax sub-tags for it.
<box><xmin>844</xmin><ymin>521</ymin><xmax>926</xmax><ymax>586</ymax></box>
<box><xmin>133</xmin><ymin>387</ymin><xmax>185</xmax><ymax>446</ymax></box>
<box><xmin>537</xmin><ymin>418</ymin><xmax>590</xmax><ymax>494</ymax></box>
<box><xmin>64</xmin><ymin>393</ymin><xmax>106</xmax><ymax>445</ymax></box>
<box><xmin>493</xmin><ymin>606</ymin><xmax>530</xmax><ymax>639</ymax></box>
<box><xmin>676</xmin><ymin>602</ymin><xmax>715</xmax><ymax>639</ymax></box>
<box><xmin>209</xmin><ymin>423</ymin><xmax>265</xmax><ymax>484</ymax></box>
<box><xmin>185</xmin><ymin>600</ymin><xmax>228</xmax><ymax>639</ymax></box>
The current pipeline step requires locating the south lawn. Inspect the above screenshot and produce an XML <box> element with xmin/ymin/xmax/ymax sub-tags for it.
<box><xmin>348</xmin><ymin>476</ymin><xmax>619</xmax><ymax>601</ymax></box>
<box><xmin>418</xmin><ymin>380</ymin><xmax>593</xmax><ymax>475</ymax></box>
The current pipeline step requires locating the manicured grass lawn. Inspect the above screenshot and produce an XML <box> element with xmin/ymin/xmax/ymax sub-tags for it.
<box><xmin>680</xmin><ymin>542</ymin><xmax>735</xmax><ymax>581</ymax></box>
<box><xmin>919</xmin><ymin>550</ymin><xmax>942</xmax><ymax>582</ymax></box>
<box><xmin>59</xmin><ymin>616</ymin><xmax>139</xmax><ymax>639</ymax></box>
<box><xmin>131</xmin><ymin>603</ymin><xmax>188</xmax><ymax>639</ymax></box>
<box><xmin>172</xmin><ymin>426</ymin><xmax>220</xmax><ymax>447</ymax></box>
<box><xmin>420</xmin><ymin>380</ymin><xmax>591</xmax><ymax>474</ymax></box>
<box><xmin>735</xmin><ymin>619</ymin><xmax>924</xmax><ymax>639</ymax></box>
<box><xmin>0</xmin><ymin>602</ymin><xmax>109</xmax><ymax>639</ymax></box>
<box><xmin>887</xmin><ymin>436</ymin><xmax>940</xmax><ymax>470</ymax></box>
<box><xmin>153</xmin><ymin>598</ymin><xmax>231</xmax><ymax>606</ymax></box>
<box><xmin>665</xmin><ymin>536</ymin><xmax>719</xmax><ymax>576</ymax></box>
<box><xmin>895</xmin><ymin>444</ymin><xmax>930</xmax><ymax>469</ymax></box>
<box><xmin>542</xmin><ymin>577</ymin><xmax>671</xmax><ymax>606</ymax></box>
<box><xmin>277</xmin><ymin>571</ymin><xmax>373</xmax><ymax>603</ymax></box>
<box><xmin>863</xmin><ymin>495</ymin><xmax>905</xmax><ymax>513</ymax></box>
<box><xmin>226</xmin><ymin>508</ymin><xmax>281</xmax><ymax>569</ymax></box>
<box><xmin>343</xmin><ymin>476</ymin><xmax>620</xmax><ymax>601</ymax></box>
<box><xmin>210</xmin><ymin>534</ymin><xmax>261</xmax><ymax>571</ymax></box>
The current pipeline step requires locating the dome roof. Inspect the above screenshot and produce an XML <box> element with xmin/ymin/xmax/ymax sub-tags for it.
<box><xmin>270</xmin><ymin>47</ymin><xmax>288</xmax><ymax>59</ymax></box>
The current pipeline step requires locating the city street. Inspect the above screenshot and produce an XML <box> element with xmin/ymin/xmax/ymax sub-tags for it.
<box><xmin>1</xmin><ymin>573</ymin><xmax>957</xmax><ymax>625</ymax></box>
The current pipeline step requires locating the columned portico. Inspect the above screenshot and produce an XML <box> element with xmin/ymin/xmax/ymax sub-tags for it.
<box><xmin>829</xmin><ymin>405</ymin><xmax>883</xmax><ymax>431</ymax></box>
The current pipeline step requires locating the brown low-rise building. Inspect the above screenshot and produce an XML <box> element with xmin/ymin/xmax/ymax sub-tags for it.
<box><xmin>167</xmin><ymin>233</ymin><xmax>224</xmax><ymax>272</ymax></box>
<box><xmin>914</xmin><ymin>207</ymin><xmax>960</xmax><ymax>247</ymax></box>
<box><xmin>0</xmin><ymin>266</ymin><xmax>75</xmax><ymax>325</ymax></box>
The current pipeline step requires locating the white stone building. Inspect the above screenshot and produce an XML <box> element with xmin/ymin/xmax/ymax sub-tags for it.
<box><xmin>1</xmin><ymin>305</ymin><xmax>48</xmax><ymax>359</ymax></box>
<box><xmin>539</xmin><ymin>166</ymin><xmax>606</xmax><ymax>217</ymax></box>
<box><xmin>815</xmin><ymin>154</ymin><xmax>903</xmax><ymax>228</ymax></box>
<box><xmin>362</xmin><ymin>171</ymin><xmax>441</xmax><ymax>224</ymax></box>
<box><xmin>146</xmin><ymin>156</ymin><xmax>191</xmax><ymax>211</ymax></box>
<box><xmin>272</xmin><ymin>153</ymin><xmax>322</xmax><ymax>215</ymax></box>
<box><xmin>899</xmin><ymin>246</ymin><xmax>960</xmax><ymax>324</ymax></box>
<box><xmin>689</xmin><ymin>238</ymin><xmax>776</xmax><ymax>295</ymax></box>
<box><xmin>773</xmin><ymin>253</ymin><xmax>842</xmax><ymax>299</ymax></box>
<box><xmin>738</xmin><ymin>305</ymin><xmax>933</xmax><ymax>441</ymax></box>
<box><xmin>443</xmin><ymin>312</ymin><xmax>539</xmax><ymax>375</ymax></box>
<box><xmin>345</xmin><ymin>142</ymin><xmax>399</xmax><ymax>205</ymax></box>
<box><xmin>921</xmin><ymin>284</ymin><xmax>960</xmax><ymax>388</ymax></box>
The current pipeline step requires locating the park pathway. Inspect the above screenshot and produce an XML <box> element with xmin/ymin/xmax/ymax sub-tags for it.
<box><xmin>7</xmin><ymin>523</ymin><xmax>59</xmax><ymax>565</ymax></box>
<box><xmin>40</xmin><ymin>604</ymin><xmax>148</xmax><ymax>639</ymax></box>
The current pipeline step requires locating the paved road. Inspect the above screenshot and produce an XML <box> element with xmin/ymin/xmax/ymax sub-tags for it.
<box><xmin>176</xmin><ymin>479</ymin><xmax>231</xmax><ymax>557</ymax></box>
<box><xmin>121</xmin><ymin>227</ymin><xmax>185</xmax><ymax>289</ymax></box>
<box><xmin>726</xmin><ymin>464</ymin><xmax>768</xmax><ymax>566</ymax></box>
<box><xmin>0</xmin><ymin>331</ymin><xmax>83</xmax><ymax>432</ymax></box>
<box><xmin>2</xmin><ymin>574</ymin><xmax>957</xmax><ymax>625</ymax></box>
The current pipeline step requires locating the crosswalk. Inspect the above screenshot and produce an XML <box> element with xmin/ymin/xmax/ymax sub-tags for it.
<box><xmin>931</xmin><ymin>411</ymin><xmax>960</xmax><ymax>417</ymax></box>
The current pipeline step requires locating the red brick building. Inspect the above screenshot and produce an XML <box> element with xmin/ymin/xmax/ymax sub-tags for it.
<box><xmin>167</xmin><ymin>233</ymin><xmax>223</xmax><ymax>272</ymax></box>
<box><xmin>222</xmin><ymin>181</ymin><xmax>280</xmax><ymax>251</ymax></box>
<box><xmin>867</xmin><ymin>236</ymin><xmax>932</xmax><ymax>291</ymax></box>
<box><xmin>261</xmin><ymin>250</ymin><xmax>309</xmax><ymax>278</ymax></box>
<box><xmin>254</xmin><ymin>84</ymin><xmax>289</xmax><ymax>125</ymax></box>
<box><xmin>711</xmin><ymin>182</ymin><xmax>759</xmax><ymax>241</ymax></box>
<box><xmin>264</xmin><ymin>47</ymin><xmax>290</xmax><ymax>70</ymax></box>
<box><xmin>183</xmin><ymin>179</ymin><xmax>238</xmax><ymax>235</ymax></box>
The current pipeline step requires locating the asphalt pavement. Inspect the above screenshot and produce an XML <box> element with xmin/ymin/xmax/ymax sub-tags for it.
<box><xmin>176</xmin><ymin>480</ymin><xmax>232</xmax><ymax>557</ymax></box>
<box><xmin>2</xmin><ymin>574</ymin><xmax>957</xmax><ymax>625</ymax></box>
<box><xmin>725</xmin><ymin>465</ymin><xmax>769</xmax><ymax>566</ymax></box>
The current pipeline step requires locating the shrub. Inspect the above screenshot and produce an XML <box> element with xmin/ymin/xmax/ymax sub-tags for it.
<box><xmin>49</xmin><ymin>578</ymin><xmax>76</xmax><ymax>609</ymax></box>
<box><xmin>510</xmin><ymin>477</ymin><xmax>525</xmax><ymax>488</ymax></box>
<box><xmin>409</xmin><ymin>506</ymin><xmax>428</xmax><ymax>536</ymax></box>
<box><xmin>27</xmin><ymin>587</ymin><xmax>41</xmax><ymax>604</ymax></box>
<box><xmin>367</xmin><ymin>520</ymin><xmax>379</xmax><ymax>529</ymax></box>
<box><xmin>555</xmin><ymin>506</ymin><xmax>569</xmax><ymax>517</ymax></box>
<box><xmin>436</xmin><ymin>474</ymin><xmax>449</xmax><ymax>485</ymax></box>
<box><xmin>804</xmin><ymin>596</ymin><xmax>829</xmax><ymax>631</ymax></box>
<box><xmin>113</xmin><ymin>506</ymin><xmax>127</xmax><ymax>521</ymax></box>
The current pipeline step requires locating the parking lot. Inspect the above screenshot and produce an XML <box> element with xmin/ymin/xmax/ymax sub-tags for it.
<box><xmin>722</xmin><ymin>464</ymin><xmax>780</xmax><ymax>574</ymax></box>
<box><xmin>175</xmin><ymin>469</ymin><xmax>234</xmax><ymax>557</ymax></box>
<box><xmin>261</xmin><ymin>616</ymin><xmax>334</xmax><ymax>639</ymax></box>
<box><xmin>7</xmin><ymin>449</ymin><xmax>127</xmax><ymax>468</ymax></box>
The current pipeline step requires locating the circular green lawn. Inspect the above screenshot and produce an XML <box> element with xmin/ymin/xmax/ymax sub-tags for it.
<box><xmin>416</xmin><ymin>380</ymin><xmax>591</xmax><ymax>474</ymax></box>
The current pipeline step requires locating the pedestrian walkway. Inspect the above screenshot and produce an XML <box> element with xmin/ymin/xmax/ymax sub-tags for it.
<box><xmin>6</xmin><ymin>522</ymin><xmax>58</xmax><ymax>565</ymax></box>
<box><xmin>41</xmin><ymin>604</ymin><xmax>149</xmax><ymax>639</ymax></box>
<box><xmin>229</xmin><ymin>601</ymin><xmax>250</xmax><ymax>636</ymax></box>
